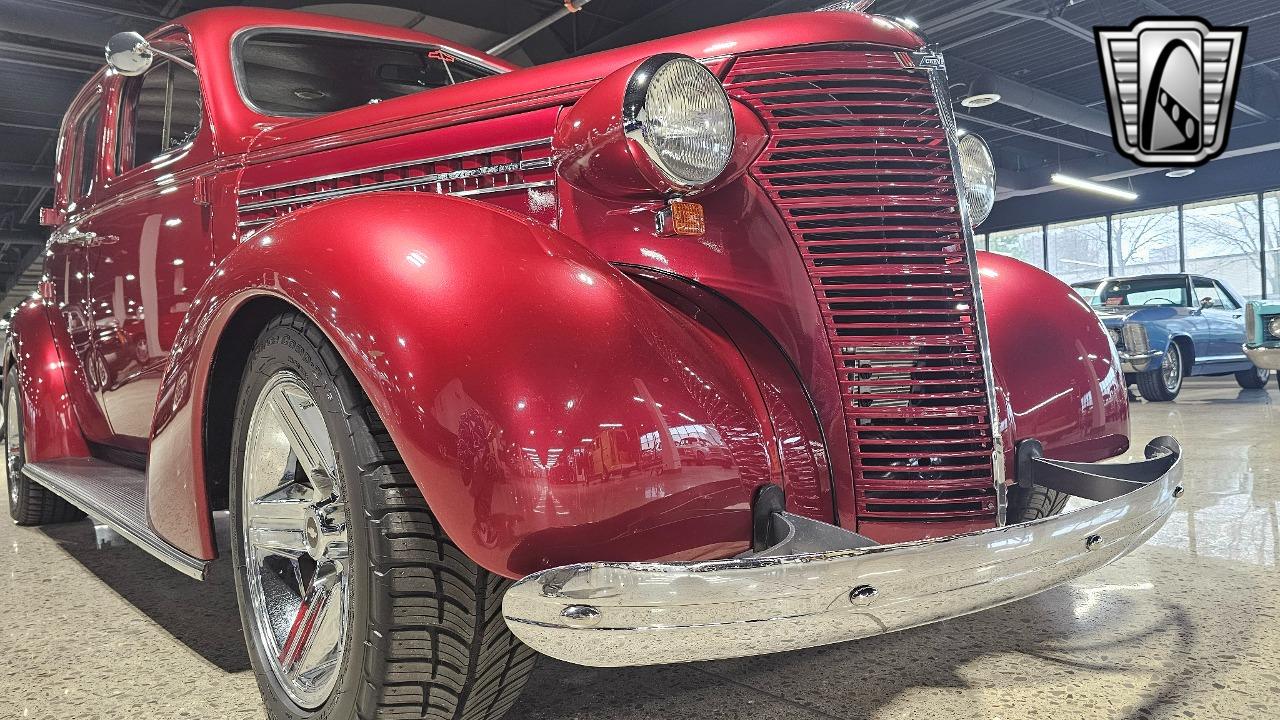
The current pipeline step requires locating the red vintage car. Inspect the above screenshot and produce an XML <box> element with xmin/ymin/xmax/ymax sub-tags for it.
<box><xmin>4</xmin><ymin>5</ymin><xmax>1184</xmax><ymax>719</ymax></box>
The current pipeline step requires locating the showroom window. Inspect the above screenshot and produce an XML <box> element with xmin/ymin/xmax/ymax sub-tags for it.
<box><xmin>1183</xmin><ymin>195</ymin><xmax>1262</xmax><ymax>300</ymax></box>
<box><xmin>989</xmin><ymin>226</ymin><xmax>1044</xmax><ymax>267</ymax></box>
<box><xmin>1047</xmin><ymin>217</ymin><xmax>1108</xmax><ymax>284</ymax></box>
<box><xmin>1111</xmin><ymin>206</ymin><xmax>1179</xmax><ymax>276</ymax></box>
<box><xmin>1265</xmin><ymin>191</ymin><xmax>1280</xmax><ymax>298</ymax></box>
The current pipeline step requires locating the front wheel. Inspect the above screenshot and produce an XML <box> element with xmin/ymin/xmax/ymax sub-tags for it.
<box><xmin>1235</xmin><ymin>365</ymin><xmax>1271</xmax><ymax>389</ymax></box>
<box><xmin>229</xmin><ymin>314</ymin><xmax>534</xmax><ymax>720</ymax></box>
<box><xmin>1136</xmin><ymin>342</ymin><xmax>1183</xmax><ymax>402</ymax></box>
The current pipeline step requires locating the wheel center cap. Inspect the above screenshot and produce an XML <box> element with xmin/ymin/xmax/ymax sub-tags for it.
<box><xmin>305</xmin><ymin>517</ymin><xmax>321</xmax><ymax>549</ymax></box>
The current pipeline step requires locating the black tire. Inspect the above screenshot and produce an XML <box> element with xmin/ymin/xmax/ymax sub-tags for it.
<box><xmin>1005</xmin><ymin>483</ymin><xmax>1069</xmax><ymax>523</ymax></box>
<box><xmin>229</xmin><ymin>313</ymin><xmax>534</xmax><ymax>720</ymax></box>
<box><xmin>1136</xmin><ymin>342</ymin><xmax>1183</xmax><ymax>402</ymax></box>
<box><xmin>4</xmin><ymin>369</ymin><xmax>84</xmax><ymax>525</ymax></box>
<box><xmin>1235</xmin><ymin>365</ymin><xmax>1271</xmax><ymax>389</ymax></box>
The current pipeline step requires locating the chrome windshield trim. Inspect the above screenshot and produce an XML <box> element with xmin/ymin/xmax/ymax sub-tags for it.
<box><xmin>229</xmin><ymin>25</ymin><xmax>508</xmax><ymax>120</ymax></box>
<box><xmin>238</xmin><ymin>138</ymin><xmax>553</xmax><ymax>196</ymax></box>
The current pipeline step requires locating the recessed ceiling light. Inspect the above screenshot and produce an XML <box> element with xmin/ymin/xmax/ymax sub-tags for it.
<box><xmin>1165</xmin><ymin>168</ymin><xmax>1195</xmax><ymax>178</ymax></box>
<box><xmin>961</xmin><ymin>92</ymin><xmax>1001</xmax><ymax>108</ymax></box>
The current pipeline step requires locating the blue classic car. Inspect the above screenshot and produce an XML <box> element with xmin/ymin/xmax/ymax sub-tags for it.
<box><xmin>1072</xmin><ymin>274</ymin><xmax>1272</xmax><ymax>401</ymax></box>
<box><xmin>1244</xmin><ymin>300</ymin><xmax>1280</xmax><ymax>388</ymax></box>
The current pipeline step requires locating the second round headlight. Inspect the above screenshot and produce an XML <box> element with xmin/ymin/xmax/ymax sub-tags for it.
<box><xmin>1267</xmin><ymin>315</ymin><xmax>1280</xmax><ymax>339</ymax></box>
<box><xmin>624</xmin><ymin>55</ymin><xmax>734</xmax><ymax>190</ymax></box>
<box><xmin>955</xmin><ymin>133</ymin><xmax>996</xmax><ymax>227</ymax></box>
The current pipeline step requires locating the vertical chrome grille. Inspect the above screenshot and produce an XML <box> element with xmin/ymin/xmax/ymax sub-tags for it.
<box><xmin>725</xmin><ymin>48</ymin><xmax>997</xmax><ymax>523</ymax></box>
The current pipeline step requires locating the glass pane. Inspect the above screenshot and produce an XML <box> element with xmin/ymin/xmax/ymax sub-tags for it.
<box><xmin>1111</xmin><ymin>206</ymin><xmax>1179</xmax><ymax>276</ymax></box>
<box><xmin>1092</xmin><ymin>276</ymin><xmax>1189</xmax><ymax>308</ymax></box>
<box><xmin>127</xmin><ymin>50</ymin><xmax>201</xmax><ymax>170</ymax></box>
<box><xmin>1183</xmin><ymin>194</ymin><xmax>1261</xmax><ymax>300</ymax></box>
<box><xmin>988</xmin><ymin>226</ymin><xmax>1044</xmax><ymax>267</ymax></box>
<box><xmin>74</xmin><ymin>101</ymin><xmax>101</xmax><ymax>200</ymax></box>
<box><xmin>1265</xmin><ymin>191</ymin><xmax>1280</xmax><ymax>297</ymax></box>
<box><xmin>1047</xmin><ymin>217</ymin><xmax>1108</xmax><ymax>285</ymax></box>
<box><xmin>239</xmin><ymin>32</ymin><xmax>497</xmax><ymax>116</ymax></box>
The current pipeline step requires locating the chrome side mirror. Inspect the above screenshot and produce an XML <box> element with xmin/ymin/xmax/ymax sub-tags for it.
<box><xmin>105</xmin><ymin>31</ymin><xmax>153</xmax><ymax>76</ymax></box>
<box><xmin>105</xmin><ymin>31</ymin><xmax>197</xmax><ymax>76</ymax></box>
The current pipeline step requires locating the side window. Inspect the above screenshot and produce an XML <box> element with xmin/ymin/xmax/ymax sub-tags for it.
<box><xmin>1212</xmin><ymin>281</ymin><xmax>1241</xmax><ymax>310</ymax></box>
<box><xmin>1193</xmin><ymin>278</ymin><xmax>1237</xmax><ymax>310</ymax></box>
<box><xmin>116</xmin><ymin>47</ymin><xmax>201</xmax><ymax>173</ymax></box>
<box><xmin>69</xmin><ymin>100</ymin><xmax>103</xmax><ymax>202</ymax></box>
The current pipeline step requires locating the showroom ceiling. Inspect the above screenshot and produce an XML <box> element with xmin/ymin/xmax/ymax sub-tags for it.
<box><xmin>0</xmin><ymin>0</ymin><xmax>1277</xmax><ymax>307</ymax></box>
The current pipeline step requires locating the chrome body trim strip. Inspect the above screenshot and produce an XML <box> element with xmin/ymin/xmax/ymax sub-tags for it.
<box><xmin>22</xmin><ymin>461</ymin><xmax>208</xmax><ymax>580</ymax></box>
<box><xmin>236</xmin><ymin>180</ymin><xmax>555</xmax><ymax>228</ymax></box>
<box><xmin>238</xmin><ymin>138</ymin><xmax>553</xmax><ymax>196</ymax></box>
<box><xmin>502</xmin><ymin>440</ymin><xmax>1182</xmax><ymax>667</ymax></box>
<box><xmin>926</xmin><ymin>55</ymin><xmax>1008</xmax><ymax>521</ymax></box>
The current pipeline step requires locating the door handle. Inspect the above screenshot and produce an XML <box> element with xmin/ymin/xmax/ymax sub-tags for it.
<box><xmin>51</xmin><ymin>230</ymin><xmax>118</xmax><ymax>247</ymax></box>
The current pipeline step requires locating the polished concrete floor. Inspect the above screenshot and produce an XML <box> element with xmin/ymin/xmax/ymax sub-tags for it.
<box><xmin>2</xmin><ymin>377</ymin><xmax>1277</xmax><ymax>719</ymax></box>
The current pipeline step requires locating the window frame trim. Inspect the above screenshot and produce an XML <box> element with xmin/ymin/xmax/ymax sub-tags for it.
<box><xmin>66</xmin><ymin>91</ymin><xmax>105</xmax><ymax>209</ymax></box>
<box><xmin>229</xmin><ymin>26</ymin><xmax>506</xmax><ymax>119</ymax></box>
<box><xmin>108</xmin><ymin>30</ymin><xmax>207</xmax><ymax>183</ymax></box>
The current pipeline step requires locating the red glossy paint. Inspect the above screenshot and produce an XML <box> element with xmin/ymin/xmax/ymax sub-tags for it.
<box><xmin>8</xmin><ymin>6</ymin><xmax>1130</xmax><ymax>578</ymax></box>
<box><xmin>159</xmin><ymin>193</ymin><xmax>782</xmax><ymax>575</ymax></box>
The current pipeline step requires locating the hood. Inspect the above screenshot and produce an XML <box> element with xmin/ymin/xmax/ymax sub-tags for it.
<box><xmin>1092</xmin><ymin>305</ymin><xmax>1181</xmax><ymax>327</ymax></box>
<box><xmin>247</xmin><ymin>11</ymin><xmax>924</xmax><ymax>154</ymax></box>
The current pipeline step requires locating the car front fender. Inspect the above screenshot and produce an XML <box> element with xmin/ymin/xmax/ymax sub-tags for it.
<box><xmin>149</xmin><ymin>193</ymin><xmax>793</xmax><ymax>575</ymax></box>
<box><xmin>978</xmin><ymin>252</ymin><xmax>1129</xmax><ymax>467</ymax></box>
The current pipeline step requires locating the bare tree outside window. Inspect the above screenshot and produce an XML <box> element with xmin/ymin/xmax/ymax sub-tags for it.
<box><xmin>1111</xmin><ymin>207</ymin><xmax>1179</xmax><ymax>276</ymax></box>
<box><xmin>1183</xmin><ymin>195</ymin><xmax>1262</xmax><ymax>299</ymax></box>
<box><xmin>1048</xmin><ymin>218</ymin><xmax>1108</xmax><ymax>284</ymax></box>
<box><xmin>989</xmin><ymin>226</ymin><xmax>1044</xmax><ymax>267</ymax></box>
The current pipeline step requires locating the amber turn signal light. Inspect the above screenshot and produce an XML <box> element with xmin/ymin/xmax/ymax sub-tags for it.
<box><xmin>655</xmin><ymin>201</ymin><xmax>705</xmax><ymax>237</ymax></box>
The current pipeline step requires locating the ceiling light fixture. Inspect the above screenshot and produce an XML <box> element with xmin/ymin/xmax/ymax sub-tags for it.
<box><xmin>961</xmin><ymin>92</ymin><xmax>1001</xmax><ymax>108</ymax></box>
<box><xmin>1051</xmin><ymin>173</ymin><xmax>1138</xmax><ymax>201</ymax></box>
<box><xmin>1165</xmin><ymin>168</ymin><xmax>1195</xmax><ymax>178</ymax></box>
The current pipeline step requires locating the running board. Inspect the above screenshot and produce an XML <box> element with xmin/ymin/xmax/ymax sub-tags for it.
<box><xmin>22</xmin><ymin>458</ymin><xmax>209</xmax><ymax>580</ymax></box>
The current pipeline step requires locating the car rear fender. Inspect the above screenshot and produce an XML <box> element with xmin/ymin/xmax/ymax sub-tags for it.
<box><xmin>2</xmin><ymin>298</ymin><xmax>91</xmax><ymax>462</ymax></box>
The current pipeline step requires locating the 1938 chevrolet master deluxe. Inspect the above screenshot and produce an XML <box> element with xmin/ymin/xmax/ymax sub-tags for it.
<box><xmin>5</xmin><ymin>5</ymin><xmax>1185</xmax><ymax>719</ymax></box>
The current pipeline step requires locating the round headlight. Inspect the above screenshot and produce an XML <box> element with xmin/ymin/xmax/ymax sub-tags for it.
<box><xmin>1267</xmin><ymin>316</ymin><xmax>1280</xmax><ymax>339</ymax></box>
<box><xmin>955</xmin><ymin>133</ymin><xmax>996</xmax><ymax>227</ymax></box>
<box><xmin>624</xmin><ymin>55</ymin><xmax>734</xmax><ymax>190</ymax></box>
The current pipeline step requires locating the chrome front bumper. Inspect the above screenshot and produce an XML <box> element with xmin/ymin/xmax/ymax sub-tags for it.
<box><xmin>502</xmin><ymin>438</ymin><xmax>1182</xmax><ymax>667</ymax></box>
<box><xmin>1244</xmin><ymin>344</ymin><xmax>1280</xmax><ymax>370</ymax></box>
<box><xmin>1120</xmin><ymin>349</ymin><xmax>1163</xmax><ymax>373</ymax></box>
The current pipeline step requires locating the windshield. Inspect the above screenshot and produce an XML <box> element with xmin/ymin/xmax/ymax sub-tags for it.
<box><xmin>237</xmin><ymin>31</ymin><xmax>497</xmax><ymax>116</ymax></box>
<box><xmin>1078</xmin><ymin>277</ymin><xmax>1190</xmax><ymax>308</ymax></box>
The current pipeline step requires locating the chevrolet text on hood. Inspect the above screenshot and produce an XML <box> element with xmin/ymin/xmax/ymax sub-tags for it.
<box><xmin>4</xmin><ymin>3</ymin><xmax>1185</xmax><ymax>716</ymax></box>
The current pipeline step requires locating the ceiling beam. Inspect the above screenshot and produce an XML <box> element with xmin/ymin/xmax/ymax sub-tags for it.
<box><xmin>957</xmin><ymin>113</ymin><xmax>1105</xmax><ymax>153</ymax></box>
<box><xmin>922</xmin><ymin>0</ymin><xmax>1023</xmax><ymax>34</ymax></box>
<box><xmin>0</xmin><ymin>165</ymin><xmax>53</xmax><ymax>188</ymax></box>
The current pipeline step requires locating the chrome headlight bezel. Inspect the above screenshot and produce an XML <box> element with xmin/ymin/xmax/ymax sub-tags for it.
<box><xmin>1266</xmin><ymin>315</ymin><xmax>1280</xmax><ymax>340</ymax></box>
<box><xmin>955</xmin><ymin>133</ymin><xmax>997</xmax><ymax>227</ymax></box>
<box><xmin>622</xmin><ymin>54</ymin><xmax>735</xmax><ymax>191</ymax></box>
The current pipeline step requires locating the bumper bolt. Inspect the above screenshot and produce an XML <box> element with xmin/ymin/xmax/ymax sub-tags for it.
<box><xmin>1173</xmin><ymin>485</ymin><xmax>1184</xmax><ymax>498</ymax></box>
<box><xmin>560</xmin><ymin>605</ymin><xmax>601</xmax><ymax>628</ymax></box>
<box><xmin>1085</xmin><ymin>534</ymin><xmax>1103</xmax><ymax>551</ymax></box>
<box><xmin>848</xmin><ymin>585</ymin><xmax>878</xmax><ymax>606</ymax></box>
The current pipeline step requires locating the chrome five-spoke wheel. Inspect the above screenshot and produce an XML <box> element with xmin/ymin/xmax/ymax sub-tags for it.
<box><xmin>6</xmin><ymin>382</ymin><xmax>21</xmax><ymax>509</ymax></box>
<box><xmin>241</xmin><ymin>371</ymin><xmax>351</xmax><ymax>709</ymax></box>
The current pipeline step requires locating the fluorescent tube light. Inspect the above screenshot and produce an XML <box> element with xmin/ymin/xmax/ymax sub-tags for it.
<box><xmin>1050</xmin><ymin>173</ymin><xmax>1138</xmax><ymax>201</ymax></box>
